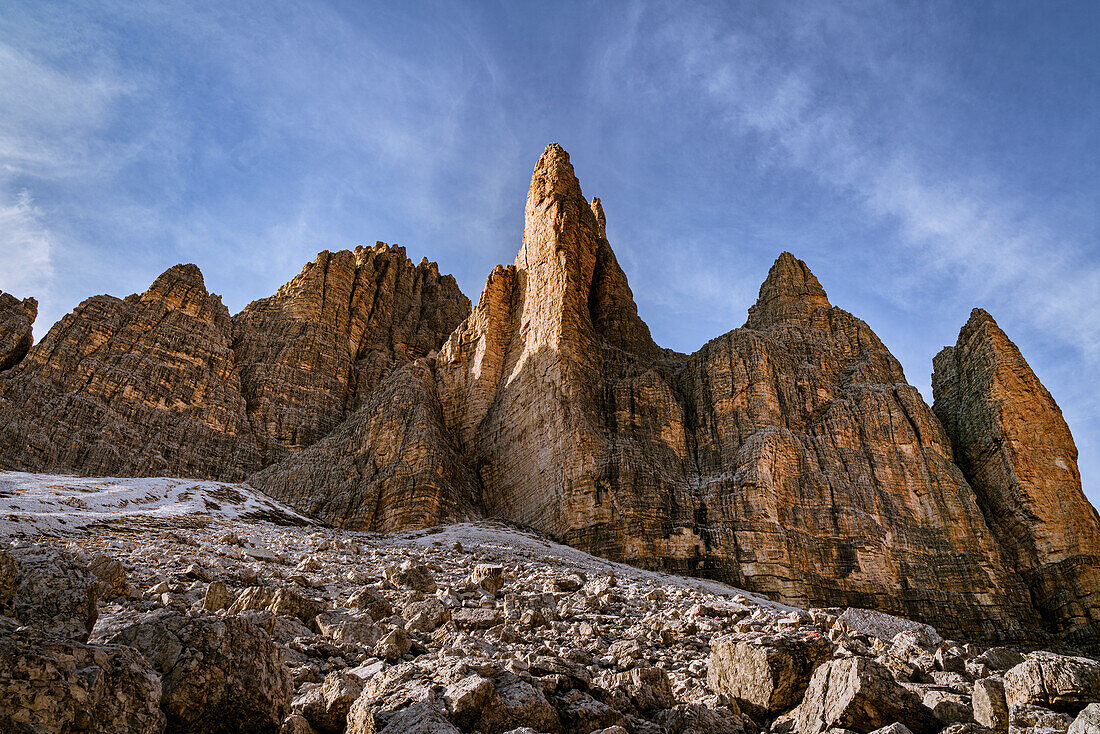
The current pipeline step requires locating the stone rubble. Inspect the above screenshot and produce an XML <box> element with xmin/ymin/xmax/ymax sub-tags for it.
<box><xmin>0</xmin><ymin>499</ymin><xmax>1096</xmax><ymax>733</ymax></box>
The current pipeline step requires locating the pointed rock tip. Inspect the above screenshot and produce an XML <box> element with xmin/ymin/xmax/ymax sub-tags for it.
<box><xmin>967</xmin><ymin>307</ymin><xmax>996</xmax><ymax>326</ymax></box>
<box><xmin>761</xmin><ymin>252</ymin><xmax>828</xmax><ymax>300</ymax></box>
<box><xmin>149</xmin><ymin>263</ymin><xmax>206</xmax><ymax>294</ymax></box>
<box><xmin>745</xmin><ymin>252</ymin><xmax>831</xmax><ymax>328</ymax></box>
<box><xmin>529</xmin><ymin>142</ymin><xmax>582</xmax><ymax>200</ymax></box>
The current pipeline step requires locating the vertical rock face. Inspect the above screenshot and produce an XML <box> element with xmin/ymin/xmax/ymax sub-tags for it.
<box><xmin>0</xmin><ymin>291</ymin><xmax>36</xmax><ymax>371</ymax></box>
<box><xmin>233</xmin><ymin>243</ymin><xmax>470</xmax><ymax>465</ymax></box>
<box><xmin>0</xmin><ymin>245</ymin><xmax>470</xmax><ymax>482</ymax></box>
<box><xmin>436</xmin><ymin>144</ymin><xmax>1033</xmax><ymax>638</ymax></box>
<box><xmin>1</xmin><ymin>143</ymin><xmax>1096</xmax><ymax>646</ymax></box>
<box><xmin>248</xmin><ymin>360</ymin><xmax>482</xmax><ymax>531</ymax></box>
<box><xmin>0</xmin><ymin>265</ymin><xmax>261</xmax><ymax>479</ymax></box>
<box><xmin>933</xmin><ymin>308</ymin><xmax>1100</xmax><ymax>642</ymax></box>
<box><xmin>654</xmin><ymin>260</ymin><xmax>1037</xmax><ymax>635</ymax></box>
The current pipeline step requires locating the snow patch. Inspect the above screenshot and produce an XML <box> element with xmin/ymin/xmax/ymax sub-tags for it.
<box><xmin>0</xmin><ymin>471</ymin><xmax>314</xmax><ymax>536</ymax></box>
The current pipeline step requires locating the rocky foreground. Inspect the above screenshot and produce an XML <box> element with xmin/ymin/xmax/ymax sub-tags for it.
<box><xmin>2</xmin><ymin>473</ymin><xmax>1098</xmax><ymax>734</ymax></box>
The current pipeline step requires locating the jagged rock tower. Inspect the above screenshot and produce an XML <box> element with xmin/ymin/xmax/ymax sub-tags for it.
<box><xmin>934</xmin><ymin>309</ymin><xmax>1100</xmax><ymax>645</ymax></box>
<box><xmin>1</xmin><ymin>143</ymin><xmax>1097</xmax><ymax>646</ymax></box>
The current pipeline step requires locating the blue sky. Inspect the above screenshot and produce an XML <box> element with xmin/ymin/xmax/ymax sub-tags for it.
<box><xmin>2</xmin><ymin>2</ymin><xmax>1098</xmax><ymax>510</ymax></box>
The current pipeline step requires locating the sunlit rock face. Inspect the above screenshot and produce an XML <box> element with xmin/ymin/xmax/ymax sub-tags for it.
<box><xmin>0</xmin><ymin>264</ymin><xmax>262</xmax><ymax>479</ymax></box>
<box><xmin>934</xmin><ymin>308</ymin><xmax>1100</xmax><ymax>644</ymax></box>
<box><xmin>0</xmin><ymin>246</ymin><xmax>470</xmax><ymax>484</ymax></box>
<box><xmin>232</xmin><ymin>242</ymin><xmax>471</xmax><ymax>466</ymax></box>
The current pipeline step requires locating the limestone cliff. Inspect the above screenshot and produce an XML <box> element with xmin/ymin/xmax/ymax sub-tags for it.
<box><xmin>0</xmin><ymin>291</ymin><xmax>36</xmax><ymax>371</ymax></box>
<box><xmin>2</xmin><ymin>143</ymin><xmax>1097</xmax><ymax>646</ymax></box>
<box><xmin>0</xmin><ymin>265</ymin><xmax>261</xmax><ymax>479</ymax></box>
<box><xmin>0</xmin><ymin>245</ymin><xmax>469</xmax><ymax>481</ymax></box>
<box><xmin>233</xmin><ymin>243</ymin><xmax>470</xmax><ymax>465</ymax></box>
<box><xmin>933</xmin><ymin>308</ymin><xmax>1100</xmax><ymax>644</ymax></box>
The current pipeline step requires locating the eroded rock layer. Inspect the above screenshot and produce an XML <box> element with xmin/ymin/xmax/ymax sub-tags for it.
<box><xmin>933</xmin><ymin>308</ymin><xmax>1100</xmax><ymax>643</ymax></box>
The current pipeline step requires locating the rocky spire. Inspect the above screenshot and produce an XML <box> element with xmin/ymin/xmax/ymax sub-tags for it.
<box><xmin>933</xmin><ymin>307</ymin><xmax>1100</xmax><ymax>643</ymax></box>
<box><xmin>590</xmin><ymin>197</ymin><xmax>607</xmax><ymax>239</ymax></box>
<box><xmin>510</xmin><ymin>143</ymin><xmax>604</xmax><ymax>354</ymax></box>
<box><xmin>745</xmin><ymin>252</ymin><xmax>832</xmax><ymax>329</ymax></box>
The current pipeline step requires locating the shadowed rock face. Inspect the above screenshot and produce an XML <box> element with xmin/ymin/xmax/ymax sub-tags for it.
<box><xmin>933</xmin><ymin>309</ymin><xmax>1100</xmax><ymax>643</ymax></box>
<box><xmin>0</xmin><ymin>291</ymin><xmax>36</xmax><ymax>371</ymax></box>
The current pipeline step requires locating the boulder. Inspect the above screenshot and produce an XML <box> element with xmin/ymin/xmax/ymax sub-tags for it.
<box><xmin>404</xmin><ymin>597</ymin><xmax>449</xmax><ymax>633</ymax></box>
<box><xmin>923</xmin><ymin>690</ymin><xmax>973</xmax><ymax>725</ymax></box>
<box><xmin>376</xmin><ymin>701</ymin><xmax>458</xmax><ymax>734</ymax></box>
<box><xmin>314</xmin><ymin>610</ymin><xmax>382</xmax><ymax>647</ymax></box>
<box><xmin>469</xmin><ymin>564</ymin><xmax>505</xmax><ymax>595</ymax></box>
<box><xmin>383</xmin><ymin>562</ymin><xmax>436</xmax><ymax>592</ymax></box>
<box><xmin>655</xmin><ymin>703</ymin><xmax>747</xmax><ymax>733</ymax></box>
<box><xmin>973</xmin><ymin>677</ymin><xmax>1009</xmax><ymax>733</ymax></box>
<box><xmin>977</xmin><ymin>648</ymin><xmax>1024</xmax><ymax>672</ymax></box>
<box><xmin>374</xmin><ymin>627</ymin><xmax>411</xmax><ymax>661</ymax></box>
<box><xmin>708</xmin><ymin>632</ymin><xmax>834</xmax><ymax>716</ymax></box>
<box><xmin>88</xmin><ymin>554</ymin><xmax>129</xmax><ymax>600</ymax></box>
<box><xmin>229</xmin><ymin>586</ymin><xmax>326</xmax><ymax>625</ymax></box>
<box><xmin>11</xmin><ymin>543</ymin><xmax>99</xmax><ymax>641</ymax></box>
<box><xmin>1004</xmin><ymin>652</ymin><xmax>1100</xmax><ymax>712</ymax></box>
<box><xmin>346</xmin><ymin>587</ymin><xmax>394</xmax><ymax>620</ymax></box>
<box><xmin>1069</xmin><ymin>704</ymin><xmax>1100</xmax><ymax>734</ymax></box>
<box><xmin>838</xmin><ymin>609</ymin><xmax>942</xmax><ymax>650</ymax></box>
<box><xmin>790</xmin><ymin>657</ymin><xmax>940</xmax><ymax>734</ymax></box>
<box><xmin>0</xmin><ymin>625</ymin><xmax>165</xmax><ymax>733</ymax></box>
<box><xmin>444</xmin><ymin>673</ymin><xmax>499</xmax><ymax>728</ymax></box>
<box><xmin>203</xmin><ymin>579</ymin><xmax>234</xmax><ymax>612</ymax></box>
<box><xmin>295</xmin><ymin>670</ymin><xmax>364</xmax><ymax>734</ymax></box>
<box><xmin>93</xmin><ymin>608</ymin><xmax>293</xmax><ymax>733</ymax></box>
<box><xmin>607</xmin><ymin>665</ymin><xmax>675</xmax><ymax>712</ymax></box>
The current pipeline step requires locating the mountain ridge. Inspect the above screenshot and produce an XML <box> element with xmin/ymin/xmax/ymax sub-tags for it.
<box><xmin>1</xmin><ymin>143</ymin><xmax>1096</xmax><ymax>648</ymax></box>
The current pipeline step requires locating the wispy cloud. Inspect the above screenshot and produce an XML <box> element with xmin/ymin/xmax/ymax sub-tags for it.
<box><xmin>659</xmin><ymin>9</ymin><xmax>1100</xmax><ymax>360</ymax></box>
<box><xmin>0</xmin><ymin>191</ymin><xmax>53</xmax><ymax>303</ymax></box>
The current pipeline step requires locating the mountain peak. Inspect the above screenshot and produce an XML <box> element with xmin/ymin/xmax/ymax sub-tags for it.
<box><xmin>745</xmin><ymin>252</ymin><xmax>831</xmax><ymax>329</ymax></box>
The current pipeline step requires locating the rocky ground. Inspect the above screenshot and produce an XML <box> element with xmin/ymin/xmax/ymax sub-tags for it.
<box><xmin>1</xmin><ymin>471</ymin><xmax>1098</xmax><ymax>734</ymax></box>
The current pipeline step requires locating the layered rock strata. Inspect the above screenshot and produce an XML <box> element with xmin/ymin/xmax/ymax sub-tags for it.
<box><xmin>0</xmin><ymin>291</ymin><xmax>36</xmax><ymax>370</ymax></box>
<box><xmin>0</xmin><ymin>265</ymin><xmax>261</xmax><ymax>479</ymax></box>
<box><xmin>233</xmin><ymin>243</ymin><xmax>470</xmax><ymax>465</ymax></box>
<box><xmin>1</xmin><ymin>143</ymin><xmax>1097</xmax><ymax>645</ymax></box>
<box><xmin>933</xmin><ymin>309</ymin><xmax>1100</xmax><ymax>643</ymax></box>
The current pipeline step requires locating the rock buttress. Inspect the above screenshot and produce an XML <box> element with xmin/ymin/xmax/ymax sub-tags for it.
<box><xmin>430</xmin><ymin>144</ymin><xmax>1039</xmax><ymax>640</ymax></box>
<box><xmin>248</xmin><ymin>359</ymin><xmax>483</xmax><ymax>530</ymax></box>
<box><xmin>933</xmin><ymin>308</ymin><xmax>1100</xmax><ymax>645</ymax></box>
